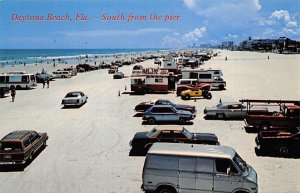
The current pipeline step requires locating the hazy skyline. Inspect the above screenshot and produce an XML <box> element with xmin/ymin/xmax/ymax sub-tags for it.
<box><xmin>0</xmin><ymin>0</ymin><xmax>299</xmax><ymax>48</ymax></box>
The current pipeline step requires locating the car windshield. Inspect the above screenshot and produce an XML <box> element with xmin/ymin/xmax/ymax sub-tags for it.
<box><xmin>146</xmin><ymin>128</ymin><xmax>157</xmax><ymax>138</ymax></box>
<box><xmin>0</xmin><ymin>142</ymin><xmax>22</xmax><ymax>151</ymax></box>
<box><xmin>65</xmin><ymin>93</ymin><xmax>79</xmax><ymax>98</ymax></box>
<box><xmin>182</xmin><ymin>127</ymin><xmax>193</xmax><ymax>138</ymax></box>
<box><xmin>233</xmin><ymin>153</ymin><xmax>248</xmax><ymax>173</ymax></box>
<box><xmin>216</xmin><ymin>103</ymin><xmax>223</xmax><ymax>108</ymax></box>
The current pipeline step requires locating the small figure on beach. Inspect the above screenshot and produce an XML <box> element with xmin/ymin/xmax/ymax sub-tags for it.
<box><xmin>10</xmin><ymin>86</ymin><xmax>16</xmax><ymax>102</ymax></box>
<box><xmin>42</xmin><ymin>79</ymin><xmax>45</xmax><ymax>88</ymax></box>
<box><xmin>46</xmin><ymin>78</ymin><xmax>50</xmax><ymax>88</ymax></box>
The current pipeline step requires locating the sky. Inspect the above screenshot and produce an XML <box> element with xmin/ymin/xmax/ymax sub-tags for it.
<box><xmin>0</xmin><ymin>0</ymin><xmax>299</xmax><ymax>49</ymax></box>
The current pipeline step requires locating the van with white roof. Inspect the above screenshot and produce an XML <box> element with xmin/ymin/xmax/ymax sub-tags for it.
<box><xmin>141</xmin><ymin>143</ymin><xmax>258</xmax><ymax>193</ymax></box>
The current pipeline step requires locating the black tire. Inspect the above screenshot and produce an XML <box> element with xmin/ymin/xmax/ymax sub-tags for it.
<box><xmin>16</xmin><ymin>85</ymin><xmax>22</xmax><ymax>89</ymax></box>
<box><xmin>0</xmin><ymin>93</ymin><xmax>4</xmax><ymax>98</ymax></box>
<box><xmin>179</xmin><ymin>118</ymin><xmax>186</xmax><ymax>125</ymax></box>
<box><xmin>216</xmin><ymin>113</ymin><xmax>225</xmax><ymax>120</ymax></box>
<box><xmin>62</xmin><ymin>75</ymin><xmax>66</xmax><ymax>78</ymax></box>
<box><xmin>157</xmin><ymin>187</ymin><xmax>176</xmax><ymax>193</ymax></box>
<box><xmin>260</xmin><ymin>124</ymin><xmax>269</xmax><ymax>131</ymax></box>
<box><xmin>184</xmin><ymin>95</ymin><xmax>190</xmax><ymax>100</ymax></box>
<box><xmin>219</xmin><ymin>84</ymin><xmax>225</xmax><ymax>90</ymax></box>
<box><xmin>148</xmin><ymin>118</ymin><xmax>156</xmax><ymax>125</ymax></box>
<box><xmin>205</xmin><ymin>92</ymin><xmax>212</xmax><ymax>99</ymax></box>
<box><xmin>277</xmin><ymin>145</ymin><xmax>289</xmax><ymax>157</ymax></box>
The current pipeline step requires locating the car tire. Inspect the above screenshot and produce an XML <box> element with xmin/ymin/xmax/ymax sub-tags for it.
<box><xmin>148</xmin><ymin>118</ymin><xmax>156</xmax><ymax>125</ymax></box>
<box><xmin>179</xmin><ymin>118</ymin><xmax>186</xmax><ymax>125</ymax></box>
<box><xmin>260</xmin><ymin>124</ymin><xmax>270</xmax><ymax>131</ymax></box>
<box><xmin>62</xmin><ymin>75</ymin><xmax>66</xmax><ymax>78</ymax></box>
<box><xmin>184</xmin><ymin>95</ymin><xmax>190</xmax><ymax>100</ymax></box>
<box><xmin>277</xmin><ymin>145</ymin><xmax>289</xmax><ymax>157</ymax></box>
<box><xmin>216</xmin><ymin>113</ymin><xmax>225</xmax><ymax>120</ymax></box>
<box><xmin>205</xmin><ymin>93</ymin><xmax>212</xmax><ymax>99</ymax></box>
<box><xmin>16</xmin><ymin>85</ymin><xmax>22</xmax><ymax>89</ymax></box>
<box><xmin>219</xmin><ymin>84</ymin><xmax>225</xmax><ymax>90</ymax></box>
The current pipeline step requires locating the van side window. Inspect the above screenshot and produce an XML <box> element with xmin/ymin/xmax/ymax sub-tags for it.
<box><xmin>146</xmin><ymin>155</ymin><xmax>178</xmax><ymax>170</ymax></box>
<box><xmin>215</xmin><ymin>159</ymin><xmax>238</xmax><ymax>174</ymax></box>
<box><xmin>190</xmin><ymin>73</ymin><xmax>198</xmax><ymax>79</ymax></box>
<box><xmin>179</xmin><ymin>157</ymin><xmax>196</xmax><ymax>172</ymax></box>
<box><xmin>196</xmin><ymin>158</ymin><xmax>214</xmax><ymax>173</ymax></box>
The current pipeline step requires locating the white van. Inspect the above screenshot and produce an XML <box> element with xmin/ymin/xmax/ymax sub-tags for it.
<box><xmin>142</xmin><ymin>143</ymin><xmax>258</xmax><ymax>193</ymax></box>
<box><xmin>52</xmin><ymin>71</ymin><xmax>72</xmax><ymax>78</ymax></box>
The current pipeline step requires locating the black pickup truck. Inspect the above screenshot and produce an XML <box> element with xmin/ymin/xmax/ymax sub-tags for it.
<box><xmin>0</xmin><ymin>86</ymin><xmax>9</xmax><ymax>98</ymax></box>
<box><xmin>255</xmin><ymin>127</ymin><xmax>300</xmax><ymax>157</ymax></box>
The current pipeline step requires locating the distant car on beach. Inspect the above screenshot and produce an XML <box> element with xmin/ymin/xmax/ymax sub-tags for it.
<box><xmin>204</xmin><ymin>101</ymin><xmax>269</xmax><ymax>120</ymax></box>
<box><xmin>61</xmin><ymin>91</ymin><xmax>88</xmax><ymax>107</ymax></box>
<box><xmin>113</xmin><ymin>72</ymin><xmax>125</xmax><ymax>79</ymax></box>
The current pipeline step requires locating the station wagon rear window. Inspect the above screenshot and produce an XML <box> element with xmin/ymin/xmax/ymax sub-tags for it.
<box><xmin>0</xmin><ymin>142</ymin><xmax>22</xmax><ymax>151</ymax></box>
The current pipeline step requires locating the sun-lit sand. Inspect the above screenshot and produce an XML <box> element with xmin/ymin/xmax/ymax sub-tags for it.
<box><xmin>0</xmin><ymin>50</ymin><xmax>299</xmax><ymax>193</ymax></box>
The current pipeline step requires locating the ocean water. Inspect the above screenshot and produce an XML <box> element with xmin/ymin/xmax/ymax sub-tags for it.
<box><xmin>0</xmin><ymin>48</ymin><xmax>165</xmax><ymax>66</ymax></box>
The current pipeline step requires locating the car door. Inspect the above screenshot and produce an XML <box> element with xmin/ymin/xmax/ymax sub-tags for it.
<box><xmin>213</xmin><ymin>159</ymin><xmax>244</xmax><ymax>193</ymax></box>
<box><xmin>149</xmin><ymin>107</ymin><xmax>163</xmax><ymax>121</ymax></box>
<box><xmin>195</xmin><ymin>158</ymin><xmax>214</xmax><ymax>193</ymax></box>
<box><xmin>161</xmin><ymin>107</ymin><xmax>179</xmax><ymax>121</ymax></box>
<box><xmin>179</xmin><ymin>157</ymin><xmax>196</xmax><ymax>193</ymax></box>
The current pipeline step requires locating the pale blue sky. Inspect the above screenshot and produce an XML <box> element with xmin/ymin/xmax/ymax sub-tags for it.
<box><xmin>0</xmin><ymin>0</ymin><xmax>299</xmax><ymax>48</ymax></box>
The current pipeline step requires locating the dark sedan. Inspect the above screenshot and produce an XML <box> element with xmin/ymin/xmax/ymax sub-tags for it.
<box><xmin>129</xmin><ymin>126</ymin><xmax>219</xmax><ymax>156</ymax></box>
<box><xmin>134</xmin><ymin>99</ymin><xmax>196</xmax><ymax>114</ymax></box>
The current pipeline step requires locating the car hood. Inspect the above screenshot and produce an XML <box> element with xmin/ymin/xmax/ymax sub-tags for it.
<box><xmin>193</xmin><ymin>133</ymin><xmax>218</xmax><ymax>141</ymax></box>
<box><xmin>133</xmin><ymin>132</ymin><xmax>148</xmax><ymax>139</ymax></box>
<box><xmin>177</xmin><ymin>110</ymin><xmax>193</xmax><ymax>115</ymax></box>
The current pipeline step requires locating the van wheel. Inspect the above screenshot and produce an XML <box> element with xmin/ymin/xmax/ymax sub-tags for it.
<box><xmin>148</xmin><ymin>118</ymin><xmax>156</xmax><ymax>124</ymax></box>
<box><xmin>205</xmin><ymin>93</ymin><xmax>212</xmax><ymax>99</ymax></box>
<box><xmin>16</xmin><ymin>85</ymin><xmax>22</xmax><ymax>89</ymax></box>
<box><xmin>62</xmin><ymin>75</ymin><xmax>66</xmax><ymax>78</ymax></box>
<box><xmin>157</xmin><ymin>187</ymin><xmax>176</xmax><ymax>193</ymax></box>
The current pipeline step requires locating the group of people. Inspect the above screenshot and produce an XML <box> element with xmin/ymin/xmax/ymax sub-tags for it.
<box><xmin>10</xmin><ymin>77</ymin><xmax>50</xmax><ymax>102</ymax></box>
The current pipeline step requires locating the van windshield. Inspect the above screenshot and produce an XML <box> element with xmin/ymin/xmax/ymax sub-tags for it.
<box><xmin>233</xmin><ymin>153</ymin><xmax>248</xmax><ymax>173</ymax></box>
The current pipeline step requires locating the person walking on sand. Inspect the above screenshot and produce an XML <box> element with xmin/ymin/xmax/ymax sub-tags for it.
<box><xmin>11</xmin><ymin>86</ymin><xmax>16</xmax><ymax>102</ymax></box>
<box><xmin>46</xmin><ymin>78</ymin><xmax>50</xmax><ymax>88</ymax></box>
<box><xmin>42</xmin><ymin>79</ymin><xmax>45</xmax><ymax>88</ymax></box>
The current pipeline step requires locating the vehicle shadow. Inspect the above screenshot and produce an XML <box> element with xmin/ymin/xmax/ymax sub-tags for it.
<box><xmin>0</xmin><ymin>145</ymin><xmax>47</xmax><ymax>172</ymax></box>
<box><xmin>181</xmin><ymin>97</ymin><xmax>211</xmax><ymax>101</ymax></box>
<box><xmin>133</xmin><ymin>112</ymin><xmax>144</xmax><ymax>117</ymax></box>
<box><xmin>61</xmin><ymin>101</ymin><xmax>86</xmax><ymax>109</ymax></box>
<box><xmin>141</xmin><ymin>121</ymin><xmax>194</xmax><ymax>125</ymax></box>
<box><xmin>204</xmin><ymin>116</ymin><xmax>244</xmax><ymax>121</ymax></box>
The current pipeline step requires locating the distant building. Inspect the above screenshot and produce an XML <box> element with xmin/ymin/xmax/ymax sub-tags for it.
<box><xmin>238</xmin><ymin>36</ymin><xmax>300</xmax><ymax>53</ymax></box>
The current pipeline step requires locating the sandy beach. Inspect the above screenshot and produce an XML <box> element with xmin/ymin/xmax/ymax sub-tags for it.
<box><xmin>0</xmin><ymin>50</ymin><xmax>299</xmax><ymax>193</ymax></box>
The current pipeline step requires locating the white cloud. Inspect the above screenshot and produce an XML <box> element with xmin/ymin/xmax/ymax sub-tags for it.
<box><xmin>270</xmin><ymin>10</ymin><xmax>291</xmax><ymax>22</ymax></box>
<box><xmin>287</xmin><ymin>21</ymin><xmax>298</xmax><ymax>27</ymax></box>
<box><xmin>162</xmin><ymin>27</ymin><xmax>207</xmax><ymax>46</ymax></box>
<box><xmin>182</xmin><ymin>27</ymin><xmax>207</xmax><ymax>42</ymax></box>
<box><xmin>183</xmin><ymin>0</ymin><xmax>198</xmax><ymax>9</ymax></box>
<box><xmin>60</xmin><ymin>28</ymin><xmax>172</xmax><ymax>37</ymax></box>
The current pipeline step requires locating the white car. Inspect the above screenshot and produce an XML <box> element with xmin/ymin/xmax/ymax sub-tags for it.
<box><xmin>61</xmin><ymin>91</ymin><xmax>88</xmax><ymax>107</ymax></box>
<box><xmin>53</xmin><ymin>71</ymin><xmax>72</xmax><ymax>78</ymax></box>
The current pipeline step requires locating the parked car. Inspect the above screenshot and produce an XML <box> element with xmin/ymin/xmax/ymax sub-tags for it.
<box><xmin>176</xmin><ymin>83</ymin><xmax>211</xmax><ymax>96</ymax></box>
<box><xmin>154</xmin><ymin>58</ymin><xmax>161</xmax><ymax>65</ymax></box>
<box><xmin>135</xmin><ymin>99</ymin><xmax>196</xmax><ymax>114</ymax></box>
<box><xmin>204</xmin><ymin>101</ymin><xmax>269</xmax><ymax>120</ymax></box>
<box><xmin>0</xmin><ymin>86</ymin><xmax>9</xmax><ymax>98</ymax></box>
<box><xmin>63</xmin><ymin>67</ymin><xmax>77</xmax><ymax>76</ymax></box>
<box><xmin>181</xmin><ymin>88</ymin><xmax>212</xmax><ymax>100</ymax></box>
<box><xmin>52</xmin><ymin>71</ymin><xmax>72</xmax><ymax>78</ymax></box>
<box><xmin>113</xmin><ymin>72</ymin><xmax>125</xmax><ymax>79</ymax></box>
<box><xmin>76</xmin><ymin>64</ymin><xmax>95</xmax><ymax>72</ymax></box>
<box><xmin>35</xmin><ymin>72</ymin><xmax>54</xmax><ymax>83</ymax></box>
<box><xmin>108</xmin><ymin>66</ymin><xmax>118</xmax><ymax>74</ymax></box>
<box><xmin>129</xmin><ymin>126</ymin><xmax>219</xmax><ymax>155</ymax></box>
<box><xmin>255</xmin><ymin>127</ymin><xmax>300</xmax><ymax>157</ymax></box>
<box><xmin>0</xmin><ymin>130</ymin><xmax>48</xmax><ymax>165</ymax></box>
<box><xmin>142</xmin><ymin>105</ymin><xmax>196</xmax><ymax>124</ymax></box>
<box><xmin>142</xmin><ymin>143</ymin><xmax>258</xmax><ymax>193</ymax></box>
<box><xmin>61</xmin><ymin>91</ymin><xmax>88</xmax><ymax>107</ymax></box>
